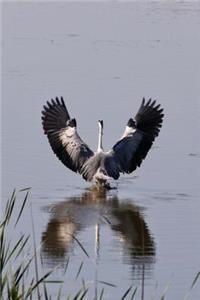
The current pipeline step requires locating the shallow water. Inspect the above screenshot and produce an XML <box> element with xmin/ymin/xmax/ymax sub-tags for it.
<box><xmin>1</xmin><ymin>1</ymin><xmax>200</xmax><ymax>299</ymax></box>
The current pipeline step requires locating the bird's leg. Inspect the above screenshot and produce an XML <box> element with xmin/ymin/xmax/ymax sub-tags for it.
<box><xmin>104</xmin><ymin>181</ymin><xmax>111</xmax><ymax>190</ymax></box>
<box><xmin>95</xmin><ymin>179</ymin><xmax>103</xmax><ymax>190</ymax></box>
<box><xmin>95</xmin><ymin>178</ymin><xmax>111</xmax><ymax>190</ymax></box>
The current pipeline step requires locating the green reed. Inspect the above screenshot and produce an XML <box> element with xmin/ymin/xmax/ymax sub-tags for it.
<box><xmin>0</xmin><ymin>189</ymin><xmax>91</xmax><ymax>300</ymax></box>
<box><xmin>0</xmin><ymin>188</ymin><xmax>65</xmax><ymax>300</ymax></box>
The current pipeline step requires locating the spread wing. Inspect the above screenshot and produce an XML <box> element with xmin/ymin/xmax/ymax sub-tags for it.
<box><xmin>105</xmin><ymin>98</ymin><xmax>164</xmax><ymax>179</ymax></box>
<box><xmin>42</xmin><ymin>97</ymin><xmax>94</xmax><ymax>173</ymax></box>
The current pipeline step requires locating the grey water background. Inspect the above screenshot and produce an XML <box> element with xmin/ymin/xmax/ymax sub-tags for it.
<box><xmin>1</xmin><ymin>1</ymin><xmax>200</xmax><ymax>299</ymax></box>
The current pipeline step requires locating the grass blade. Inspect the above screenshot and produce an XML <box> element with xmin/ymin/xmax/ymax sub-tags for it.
<box><xmin>160</xmin><ymin>281</ymin><xmax>171</xmax><ymax>300</ymax></box>
<box><xmin>15</xmin><ymin>257</ymin><xmax>33</xmax><ymax>285</ymax></box>
<box><xmin>121</xmin><ymin>285</ymin><xmax>133</xmax><ymax>299</ymax></box>
<box><xmin>130</xmin><ymin>287</ymin><xmax>138</xmax><ymax>300</ymax></box>
<box><xmin>75</xmin><ymin>262</ymin><xmax>84</xmax><ymax>280</ymax></box>
<box><xmin>26</xmin><ymin>270</ymin><xmax>53</xmax><ymax>297</ymax></box>
<box><xmin>5</xmin><ymin>235</ymin><xmax>29</xmax><ymax>266</ymax></box>
<box><xmin>43</xmin><ymin>282</ymin><xmax>49</xmax><ymax>300</ymax></box>
<box><xmin>79</xmin><ymin>287</ymin><xmax>89</xmax><ymax>299</ymax></box>
<box><xmin>14</xmin><ymin>190</ymin><xmax>30</xmax><ymax>227</ymax></box>
<box><xmin>56</xmin><ymin>283</ymin><xmax>63</xmax><ymax>300</ymax></box>
<box><xmin>68</xmin><ymin>234</ymin><xmax>89</xmax><ymax>258</ymax></box>
<box><xmin>190</xmin><ymin>271</ymin><xmax>200</xmax><ymax>289</ymax></box>
<box><xmin>30</xmin><ymin>201</ymin><xmax>40</xmax><ymax>300</ymax></box>
<box><xmin>98</xmin><ymin>280</ymin><xmax>117</xmax><ymax>288</ymax></box>
<box><xmin>44</xmin><ymin>281</ymin><xmax>64</xmax><ymax>284</ymax></box>
<box><xmin>99</xmin><ymin>288</ymin><xmax>104</xmax><ymax>300</ymax></box>
<box><xmin>63</xmin><ymin>256</ymin><xmax>70</xmax><ymax>275</ymax></box>
<box><xmin>19</xmin><ymin>187</ymin><xmax>32</xmax><ymax>192</ymax></box>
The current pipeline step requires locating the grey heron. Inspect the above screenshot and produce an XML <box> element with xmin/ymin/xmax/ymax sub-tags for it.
<box><xmin>42</xmin><ymin>97</ymin><xmax>164</xmax><ymax>189</ymax></box>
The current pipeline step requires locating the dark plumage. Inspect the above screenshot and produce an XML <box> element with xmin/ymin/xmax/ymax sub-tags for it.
<box><xmin>42</xmin><ymin>97</ymin><xmax>164</xmax><ymax>188</ymax></box>
<box><xmin>42</xmin><ymin>97</ymin><xmax>93</xmax><ymax>173</ymax></box>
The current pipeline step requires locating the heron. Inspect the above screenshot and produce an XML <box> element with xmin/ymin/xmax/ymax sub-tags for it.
<box><xmin>42</xmin><ymin>97</ymin><xmax>164</xmax><ymax>189</ymax></box>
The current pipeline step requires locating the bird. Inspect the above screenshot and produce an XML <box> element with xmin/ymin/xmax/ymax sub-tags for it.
<box><xmin>41</xmin><ymin>97</ymin><xmax>164</xmax><ymax>189</ymax></box>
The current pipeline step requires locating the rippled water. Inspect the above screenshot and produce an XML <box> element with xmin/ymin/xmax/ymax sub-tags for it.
<box><xmin>2</xmin><ymin>2</ymin><xmax>200</xmax><ymax>299</ymax></box>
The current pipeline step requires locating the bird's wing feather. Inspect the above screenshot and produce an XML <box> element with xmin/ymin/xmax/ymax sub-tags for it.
<box><xmin>105</xmin><ymin>98</ymin><xmax>164</xmax><ymax>177</ymax></box>
<box><xmin>42</xmin><ymin>97</ymin><xmax>94</xmax><ymax>173</ymax></box>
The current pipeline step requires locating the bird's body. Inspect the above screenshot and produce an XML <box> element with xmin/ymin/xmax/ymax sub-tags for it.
<box><xmin>42</xmin><ymin>97</ymin><xmax>164</xmax><ymax>189</ymax></box>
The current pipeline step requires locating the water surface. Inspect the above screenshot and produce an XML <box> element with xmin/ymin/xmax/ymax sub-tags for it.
<box><xmin>2</xmin><ymin>2</ymin><xmax>200</xmax><ymax>299</ymax></box>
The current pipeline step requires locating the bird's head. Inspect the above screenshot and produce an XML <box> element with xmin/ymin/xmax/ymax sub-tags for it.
<box><xmin>98</xmin><ymin>120</ymin><xmax>104</xmax><ymax>129</ymax></box>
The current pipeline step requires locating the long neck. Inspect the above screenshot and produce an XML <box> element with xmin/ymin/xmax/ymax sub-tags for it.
<box><xmin>97</xmin><ymin>122</ymin><xmax>103</xmax><ymax>152</ymax></box>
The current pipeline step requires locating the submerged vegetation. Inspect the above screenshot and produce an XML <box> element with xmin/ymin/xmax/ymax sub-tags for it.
<box><xmin>0</xmin><ymin>189</ymin><xmax>199</xmax><ymax>300</ymax></box>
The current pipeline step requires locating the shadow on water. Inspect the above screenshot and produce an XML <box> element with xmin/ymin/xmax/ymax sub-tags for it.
<box><xmin>41</xmin><ymin>189</ymin><xmax>155</xmax><ymax>282</ymax></box>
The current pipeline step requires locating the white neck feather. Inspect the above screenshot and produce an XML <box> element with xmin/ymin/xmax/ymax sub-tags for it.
<box><xmin>97</xmin><ymin>122</ymin><xmax>103</xmax><ymax>152</ymax></box>
<box><xmin>66</xmin><ymin>126</ymin><xmax>76</xmax><ymax>137</ymax></box>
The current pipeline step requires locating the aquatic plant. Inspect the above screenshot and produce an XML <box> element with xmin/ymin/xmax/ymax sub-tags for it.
<box><xmin>0</xmin><ymin>188</ymin><xmax>63</xmax><ymax>300</ymax></box>
<box><xmin>0</xmin><ymin>189</ymin><xmax>108</xmax><ymax>299</ymax></box>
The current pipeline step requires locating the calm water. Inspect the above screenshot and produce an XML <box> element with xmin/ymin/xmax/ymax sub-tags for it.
<box><xmin>1</xmin><ymin>2</ymin><xmax>200</xmax><ymax>299</ymax></box>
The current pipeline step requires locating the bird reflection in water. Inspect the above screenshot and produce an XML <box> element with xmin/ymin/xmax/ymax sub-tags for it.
<box><xmin>41</xmin><ymin>189</ymin><xmax>155</xmax><ymax>281</ymax></box>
